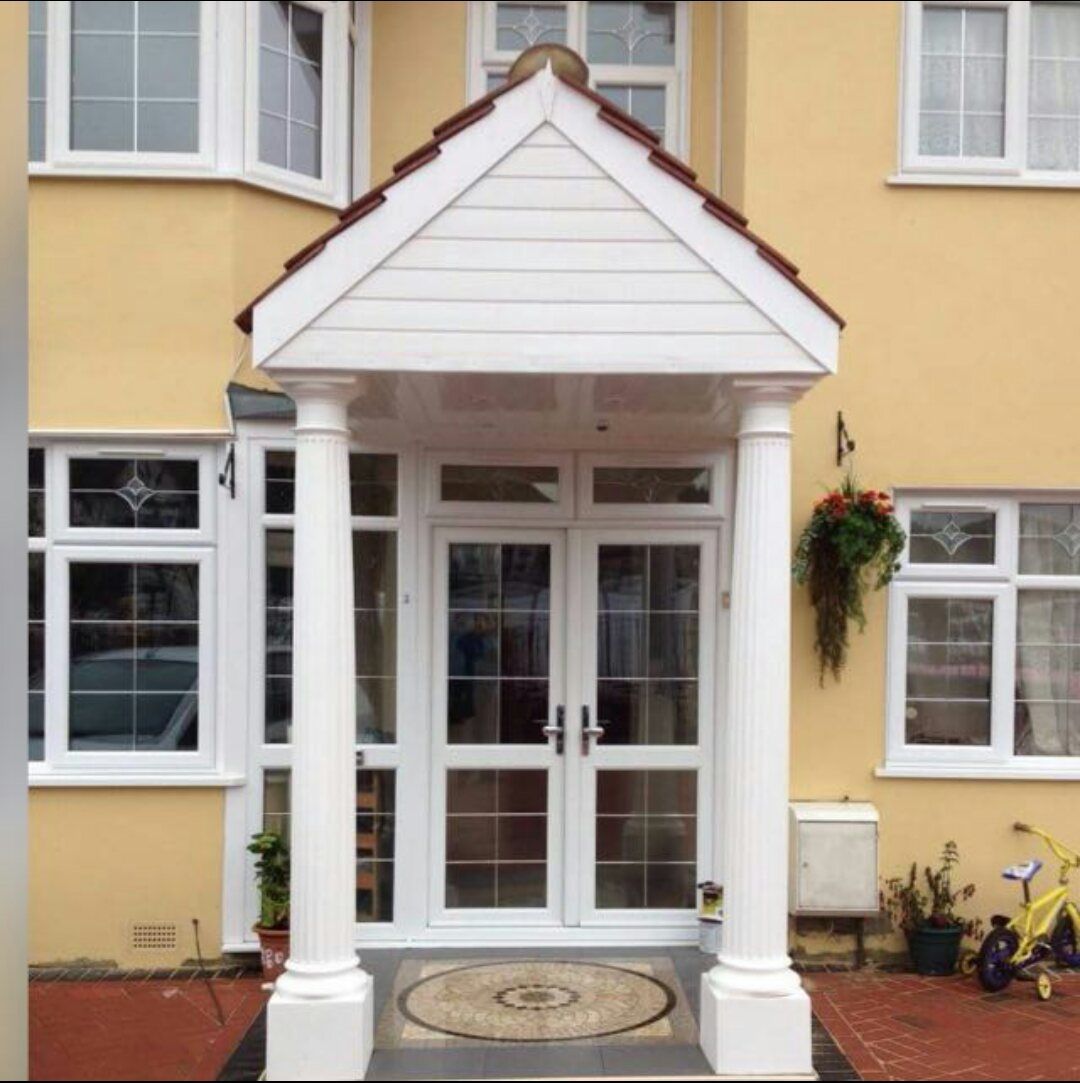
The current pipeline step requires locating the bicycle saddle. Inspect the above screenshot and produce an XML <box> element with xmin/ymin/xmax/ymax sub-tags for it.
<box><xmin>1002</xmin><ymin>859</ymin><xmax>1042</xmax><ymax>882</ymax></box>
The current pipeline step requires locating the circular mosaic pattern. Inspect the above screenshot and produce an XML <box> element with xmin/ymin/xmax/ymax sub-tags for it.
<box><xmin>398</xmin><ymin>960</ymin><xmax>677</xmax><ymax>1043</ymax></box>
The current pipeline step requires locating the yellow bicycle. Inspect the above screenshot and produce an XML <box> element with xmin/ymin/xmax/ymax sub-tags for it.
<box><xmin>976</xmin><ymin>822</ymin><xmax>1080</xmax><ymax>1000</ymax></box>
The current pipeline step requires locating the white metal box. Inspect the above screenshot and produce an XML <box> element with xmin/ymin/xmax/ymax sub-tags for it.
<box><xmin>789</xmin><ymin>802</ymin><xmax>879</xmax><ymax>916</ymax></box>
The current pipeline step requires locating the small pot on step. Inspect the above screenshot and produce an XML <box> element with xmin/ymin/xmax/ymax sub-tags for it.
<box><xmin>254</xmin><ymin>925</ymin><xmax>290</xmax><ymax>982</ymax></box>
<box><xmin>907</xmin><ymin>922</ymin><xmax>964</xmax><ymax>976</ymax></box>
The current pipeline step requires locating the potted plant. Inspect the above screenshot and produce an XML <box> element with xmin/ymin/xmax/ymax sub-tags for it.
<box><xmin>248</xmin><ymin>830</ymin><xmax>290</xmax><ymax>981</ymax></box>
<box><xmin>883</xmin><ymin>841</ymin><xmax>983</xmax><ymax>976</ymax></box>
<box><xmin>793</xmin><ymin>473</ymin><xmax>906</xmax><ymax>682</ymax></box>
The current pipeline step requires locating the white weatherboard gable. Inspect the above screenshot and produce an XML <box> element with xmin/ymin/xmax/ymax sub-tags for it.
<box><xmin>253</xmin><ymin>66</ymin><xmax>839</xmax><ymax>374</ymax></box>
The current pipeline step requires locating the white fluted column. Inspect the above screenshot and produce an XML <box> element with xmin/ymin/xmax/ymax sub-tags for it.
<box><xmin>700</xmin><ymin>380</ymin><xmax>813</xmax><ymax>1078</ymax></box>
<box><xmin>267</xmin><ymin>378</ymin><xmax>372</xmax><ymax>1082</ymax></box>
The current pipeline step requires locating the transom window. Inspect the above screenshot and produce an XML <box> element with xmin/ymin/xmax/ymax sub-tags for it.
<box><xmin>469</xmin><ymin>0</ymin><xmax>687</xmax><ymax>152</ymax></box>
<box><xmin>901</xmin><ymin>1</ymin><xmax>1080</xmax><ymax>182</ymax></box>
<box><xmin>887</xmin><ymin>493</ymin><xmax>1080</xmax><ymax>776</ymax></box>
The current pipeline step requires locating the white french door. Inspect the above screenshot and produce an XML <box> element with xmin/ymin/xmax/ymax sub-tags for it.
<box><xmin>429</xmin><ymin>526</ymin><xmax>715</xmax><ymax>931</ymax></box>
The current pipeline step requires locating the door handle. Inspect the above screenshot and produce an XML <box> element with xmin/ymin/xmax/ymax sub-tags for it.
<box><xmin>581</xmin><ymin>704</ymin><xmax>605</xmax><ymax>755</ymax></box>
<box><xmin>541</xmin><ymin>704</ymin><xmax>565</xmax><ymax>754</ymax></box>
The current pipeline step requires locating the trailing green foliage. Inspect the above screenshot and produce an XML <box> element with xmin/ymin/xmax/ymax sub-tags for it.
<box><xmin>793</xmin><ymin>473</ymin><xmax>906</xmax><ymax>681</ymax></box>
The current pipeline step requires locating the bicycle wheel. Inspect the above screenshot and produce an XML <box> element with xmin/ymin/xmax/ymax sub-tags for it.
<box><xmin>977</xmin><ymin>927</ymin><xmax>1019</xmax><ymax>992</ymax></box>
<box><xmin>1051</xmin><ymin>916</ymin><xmax>1080</xmax><ymax>968</ymax></box>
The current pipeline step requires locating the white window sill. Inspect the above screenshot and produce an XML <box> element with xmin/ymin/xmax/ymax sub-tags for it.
<box><xmin>29</xmin><ymin>770</ymin><xmax>246</xmax><ymax>788</ymax></box>
<box><xmin>877</xmin><ymin>763</ymin><xmax>1080</xmax><ymax>781</ymax></box>
<box><xmin>887</xmin><ymin>172</ymin><xmax>1080</xmax><ymax>190</ymax></box>
<box><xmin>29</xmin><ymin>162</ymin><xmax>347</xmax><ymax>210</ymax></box>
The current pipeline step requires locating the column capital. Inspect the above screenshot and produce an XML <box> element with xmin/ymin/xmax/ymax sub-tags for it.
<box><xmin>278</xmin><ymin>374</ymin><xmax>363</xmax><ymax>436</ymax></box>
<box><xmin>728</xmin><ymin>377</ymin><xmax>817</xmax><ymax>440</ymax></box>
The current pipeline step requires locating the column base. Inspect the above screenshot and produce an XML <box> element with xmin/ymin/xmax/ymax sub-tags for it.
<box><xmin>699</xmin><ymin>973</ymin><xmax>814</xmax><ymax>1078</ymax></box>
<box><xmin>266</xmin><ymin>970</ymin><xmax>373</xmax><ymax>1081</ymax></box>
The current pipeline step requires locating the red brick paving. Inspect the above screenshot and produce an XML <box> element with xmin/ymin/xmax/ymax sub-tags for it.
<box><xmin>30</xmin><ymin>976</ymin><xmax>269</xmax><ymax>1081</ymax></box>
<box><xmin>806</xmin><ymin>969</ymin><xmax>1080</xmax><ymax>1081</ymax></box>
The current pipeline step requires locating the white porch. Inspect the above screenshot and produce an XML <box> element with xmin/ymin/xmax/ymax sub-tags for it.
<box><xmin>238</xmin><ymin>55</ymin><xmax>841</xmax><ymax>1082</ymax></box>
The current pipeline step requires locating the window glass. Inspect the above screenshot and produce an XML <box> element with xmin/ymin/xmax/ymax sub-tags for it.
<box><xmin>264</xmin><ymin>529</ymin><xmax>398</xmax><ymax>744</ymax></box>
<box><xmin>259</xmin><ymin>0</ymin><xmax>323</xmax><ymax>179</ymax></box>
<box><xmin>919</xmin><ymin>4</ymin><xmax>1007</xmax><ymax>158</ymax></box>
<box><xmin>68</xmin><ymin>561</ymin><xmax>199</xmax><ymax>751</ymax></box>
<box><xmin>69</xmin><ymin>457</ymin><xmax>199</xmax><ymax>529</ymax></box>
<box><xmin>1019</xmin><ymin>504</ymin><xmax>1080</xmax><ymax>575</ymax></box>
<box><xmin>1028</xmin><ymin>1</ymin><xmax>1080</xmax><ymax>171</ymax></box>
<box><xmin>70</xmin><ymin>0</ymin><xmax>200</xmax><ymax>153</ymax></box>
<box><xmin>495</xmin><ymin>2</ymin><xmax>568</xmax><ymax>50</ymax></box>
<box><xmin>905</xmin><ymin>597</ymin><xmax>993</xmax><ymax>746</ymax></box>
<box><xmin>593</xmin><ymin>466</ymin><xmax>709</xmax><ymax>506</ymax></box>
<box><xmin>440</xmin><ymin>464</ymin><xmax>559</xmax><ymax>504</ymax></box>
<box><xmin>264</xmin><ymin>451</ymin><xmax>397</xmax><ymax>517</ymax></box>
<box><xmin>29</xmin><ymin>553</ymin><xmax>45</xmax><ymax>763</ymax></box>
<box><xmin>908</xmin><ymin>509</ymin><xmax>996</xmax><ymax>565</ymax></box>
<box><xmin>587</xmin><ymin>1</ymin><xmax>676</xmax><ymax>66</ymax></box>
<box><xmin>595</xmin><ymin>82</ymin><xmax>666</xmax><ymax>141</ymax></box>
<box><xmin>29</xmin><ymin>0</ymin><xmax>47</xmax><ymax>162</ymax></box>
<box><xmin>29</xmin><ymin>448</ymin><xmax>45</xmax><ymax>537</ymax></box>
<box><xmin>263</xmin><ymin>768</ymin><xmax>396</xmax><ymax>922</ymax></box>
<box><xmin>1015</xmin><ymin>590</ymin><xmax>1080</xmax><ymax>755</ymax></box>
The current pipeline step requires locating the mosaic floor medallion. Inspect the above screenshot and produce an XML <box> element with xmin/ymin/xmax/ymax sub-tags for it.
<box><xmin>377</xmin><ymin>957</ymin><xmax>697</xmax><ymax>1048</ymax></box>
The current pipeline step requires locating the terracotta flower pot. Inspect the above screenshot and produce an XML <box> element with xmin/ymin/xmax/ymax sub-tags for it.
<box><xmin>254</xmin><ymin>926</ymin><xmax>290</xmax><ymax>982</ymax></box>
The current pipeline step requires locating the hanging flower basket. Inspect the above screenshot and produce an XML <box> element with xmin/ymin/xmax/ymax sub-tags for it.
<box><xmin>793</xmin><ymin>474</ymin><xmax>906</xmax><ymax>682</ymax></box>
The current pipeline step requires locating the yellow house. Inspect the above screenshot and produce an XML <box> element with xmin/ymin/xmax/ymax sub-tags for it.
<box><xmin>24</xmin><ymin>1</ymin><xmax>1080</xmax><ymax>1077</ymax></box>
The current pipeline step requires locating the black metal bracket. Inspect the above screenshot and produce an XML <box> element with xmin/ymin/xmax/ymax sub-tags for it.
<box><xmin>836</xmin><ymin>412</ymin><xmax>856</xmax><ymax>467</ymax></box>
<box><xmin>218</xmin><ymin>443</ymin><xmax>236</xmax><ymax>499</ymax></box>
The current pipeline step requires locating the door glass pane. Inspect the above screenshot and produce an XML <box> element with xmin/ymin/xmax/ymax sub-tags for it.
<box><xmin>597</xmin><ymin>545</ymin><xmax>699</xmax><ymax>744</ymax></box>
<box><xmin>447</xmin><ymin>543</ymin><xmax>551</xmax><ymax>744</ymax></box>
<box><xmin>905</xmin><ymin>597</ymin><xmax>993</xmax><ymax>746</ymax></box>
<box><xmin>595</xmin><ymin>769</ymin><xmax>696</xmax><ymax>909</ymax></box>
<box><xmin>446</xmin><ymin>768</ymin><xmax>547</xmax><ymax>908</ymax></box>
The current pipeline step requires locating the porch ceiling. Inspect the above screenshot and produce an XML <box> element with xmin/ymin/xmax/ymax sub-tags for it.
<box><xmin>239</xmin><ymin>61</ymin><xmax>843</xmax><ymax>386</ymax></box>
<box><xmin>348</xmin><ymin>370</ymin><xmax>737</xmax><ymax>448</ymax></box>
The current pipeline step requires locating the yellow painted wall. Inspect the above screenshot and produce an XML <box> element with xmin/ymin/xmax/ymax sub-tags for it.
<box><xmin>722</xmin><ymin>1</ymin><xmax>1080</xmax><ymax>956</ymax></box>
<box><xmin>29</xmin><ymin>789</ymin><xmax>224</xmax><ymax>968</ymax></box>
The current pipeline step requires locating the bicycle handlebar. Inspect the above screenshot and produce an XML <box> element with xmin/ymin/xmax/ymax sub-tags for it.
<box><xmin>1014</xmin><ymin>822</ymin><xmax>1080</xmax><ymax>868</ymax></box>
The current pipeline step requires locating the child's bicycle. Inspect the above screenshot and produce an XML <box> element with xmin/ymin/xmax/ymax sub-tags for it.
<box><xmin>973</xmin><ymin>822</ymin><xmax>1080</xmax><ymax>1000</ymax></box>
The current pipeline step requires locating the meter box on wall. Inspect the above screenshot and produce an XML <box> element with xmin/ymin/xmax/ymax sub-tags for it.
<box><xmin>789</xmin><ymin>802</ymin><xmax>879</xmax><ymax>917</ymax></box>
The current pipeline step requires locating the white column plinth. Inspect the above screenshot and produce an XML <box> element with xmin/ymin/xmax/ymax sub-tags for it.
<box><xmin>266</xmin><ymin>379</ymin><xmax>372</xmax><ymax>1082</ymax></box>
<box><xmin>700</xmin><ymin>381</ymin><xmax>814</xmax><ymax>1079</ymax></box>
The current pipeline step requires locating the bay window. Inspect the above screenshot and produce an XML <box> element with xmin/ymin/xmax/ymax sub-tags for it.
<box><xmin>28</xmin><ymin>444</ymin><xmax>220</xmax><ymax>779</ymax></box>
<box><xmin>30</xmin><ymin>1</ymin><xmax>358</xmax><ymax>206</ymax></box>
<box><xmin>900</xmin><ymin>1</ymin><xmax>1080</xmax><ymax>183</ymax></box>
<box><xmin>468</xmin><ymin>1</ymin><xmax>688</xmax><ymax>154</ymax></box>
<box><xmin>885</xmin><ymin>493</ymin><xmax>1080</xmax><ymax>777</ymax></box>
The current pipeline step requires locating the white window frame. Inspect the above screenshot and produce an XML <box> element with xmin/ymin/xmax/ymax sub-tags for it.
<box><xmin>466</xmin><ymin>0</ymin><xmax>691</xmax><ymax>157</ymax></box>
<box><xmin>32</xmin><ymin>1</ymin><xmax>359</xmax><ymax>208</ymax></box>
<box><xmin>882</xmin><ymin>490</ymin><xmax>1080</xmax><ymax>779</ymax></box>
<box><xmin>28</xmin><ymin>442</ymin><xmax>227</xmax><ymax>785</ymax></box>
<box><xmin>896</xmin><ymin>0</ymin><xmax>1080</xmax><ymax>187</ymax></box>
<box><xmin>48</xmin><ymin>0</ymin><xmax>219</xmax><ymax>172</ymax></box>
<box><xmin>243</xmin><ymin>0</ymin><xmax>351</xmax><ymax>204</ymax></box>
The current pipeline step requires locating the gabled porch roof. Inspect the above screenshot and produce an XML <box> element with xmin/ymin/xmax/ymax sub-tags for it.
<box><xmin>236</xmin><ymin>61</ymin><xmax>843</xmax><ymax>390</ymax></box>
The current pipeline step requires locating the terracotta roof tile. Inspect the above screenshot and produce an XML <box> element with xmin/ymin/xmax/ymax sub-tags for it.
<box><xmin>236</xmin><ymin>68</ymin><xmax>843</xmax><ymax>334</ymax></box>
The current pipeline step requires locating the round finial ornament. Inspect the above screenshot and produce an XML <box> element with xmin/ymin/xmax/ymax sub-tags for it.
<box><xmin>507</xmin><ymin>44</ymin><xmax>589</xmax><ymax>86</ymax></box>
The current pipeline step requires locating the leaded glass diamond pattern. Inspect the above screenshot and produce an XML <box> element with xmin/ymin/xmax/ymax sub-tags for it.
<box><xmin>909</xmin><ymin>510</ymin><xmax>996</xmax><ymax>565</ymax></box>
<box><xmin>496</xmin><ymin>3</ymin><xmax>568</xmax><ymax>51</ymax></box>
<box><xmin>1020</xmin><ymin>504</ymin><xmax>1080</xmax><ymax>574</ymax></box>
<box><xmin>69</xmin><ymin>458</ymin><xmax>199</xmax><ymax>529</ymax></box>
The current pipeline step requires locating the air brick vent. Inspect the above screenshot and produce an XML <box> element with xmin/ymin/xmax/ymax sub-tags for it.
<box><xmin>130</xmin><ymin>922</ymin><xmax>179</xmax><ymax>952</ymax></box>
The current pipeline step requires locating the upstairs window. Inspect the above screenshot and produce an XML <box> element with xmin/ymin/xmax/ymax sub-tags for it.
<box><xmin>901</xmin><ymin>1</ymin><xmax>1080</xmax><ymax>182</ymax></box>
<box><xmin>28</xmin><ymin>1</ymin><xmax>47</xmax><ymax>162</ymax></box>
<box><xmin>469</xmin><ymin>1</ymin><xmax>688</xmax><ymax>153</ymax></box>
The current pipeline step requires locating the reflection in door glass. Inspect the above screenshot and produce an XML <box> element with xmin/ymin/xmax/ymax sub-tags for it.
<box><xmin>597</xmin><ymin>545</ymin><xmax>699</xmax><ymax>744</ymax></box>
<box><xmin>447</xmin><ymin>543</ymin><xmax>551</xmax><ymax>744</ymax></box>
<box><xmin>445</xmin><ymin>768</ymin><xmax>548</xmax><ymax>908</ymax></box>
<box><xmin>595</xmin><ymin>769</ymin><xmax>697</xmax><ymax>909</ymax></box>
